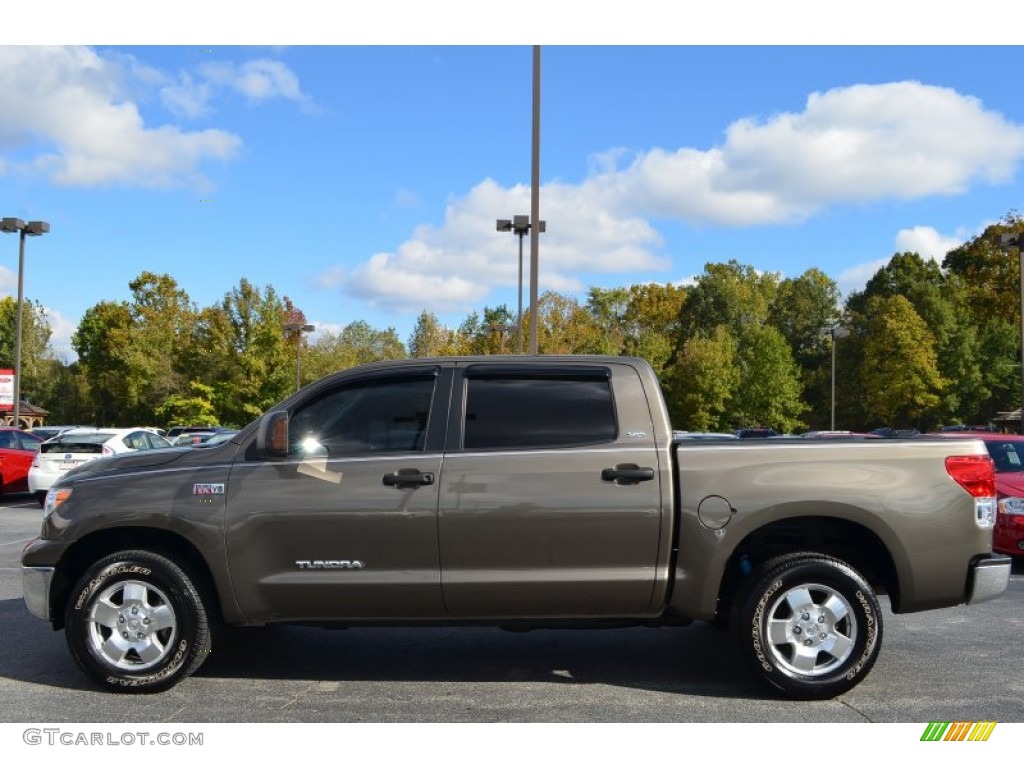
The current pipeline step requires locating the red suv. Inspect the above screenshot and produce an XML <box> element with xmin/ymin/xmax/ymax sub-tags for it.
<box><xmin>935</xmin><ymin>432</ymin><xmax>1024</xmax><ymax>558</ymax></box>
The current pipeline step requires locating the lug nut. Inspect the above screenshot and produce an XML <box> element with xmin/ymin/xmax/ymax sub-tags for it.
<box><xmin>794</xmin><ymin>627</ymin><xmax>802</xmax><ymax>635</ymax></box>
<box><xmin>118</xmin><ymin>616</ymin><xmax>125</xmax><ymax>624</ymax></box>
<box><xmin>818</xmin><ymin>616</ymin><xmax>825</xmax><ymax>623</ymax></box>
<box><xmin>801</xmin><ymin>613</ymin><xmax>810</xmax><ymax>620</ymax></box>
<box><xmin>804</xmin><ymin>639</ymin><xmax>813</xmax><ymax>646</ymax></box>
<box><xmin>143</xmin><ymin>618</ymin><xmax>150</xmax><ymax>625</ymax></box>
<box><xmin>122</xmin><ymin>632</ymin><xmax>129</xmax><ymax>639</ymax></box>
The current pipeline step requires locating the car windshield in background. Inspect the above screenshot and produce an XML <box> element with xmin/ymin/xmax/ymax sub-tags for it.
<box><xmin>40</xmin><ymin>433</ymin><xmax>117</xmax><ymax>453</ymax></box>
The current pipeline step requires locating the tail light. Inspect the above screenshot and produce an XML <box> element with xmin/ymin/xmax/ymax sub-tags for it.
<box><xmin>946</xmin><ymin>455</ymin><xmax>997</xmax><ymax>528</ymax></box>
<box><xmin>102</xmin><ymin>445</ymin><xmax>112</xmax><ymax>456</ymax></box>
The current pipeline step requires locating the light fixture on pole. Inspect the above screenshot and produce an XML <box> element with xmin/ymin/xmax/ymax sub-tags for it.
<box><xmin>819</xmin><ymin>324</ymin><xmax>850</xmax><ymax>431</ymax></box>
<box><xmin>496</xmin><ymin>215</ymin><xmax>545</xmax><ymax>354</ymax></box>
<box><xmin>999</xmin><ymin>232</ymin><xmax>1024</xmax><ymax>435</ymax></box>
<box><xmin>1</xmin><ymin>217</ymin><xmax>49</xmax><ymax>428</ymax></box>
<box><xmin>483</xmin><ymin>322</ymin><xmax>513</xmax><ymax>355</ymax></box>
<box><xmin>283</xmin><ymin>322</ymin><xmax>315</xmax><ymax>393</ymax></box>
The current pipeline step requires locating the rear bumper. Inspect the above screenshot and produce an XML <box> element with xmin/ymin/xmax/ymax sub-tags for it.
<box><xmin>967</xmin><ymin>555</ymin><xmax>1012</xmax><ymax>605</ymax></box>
<box><xmin>22</xmin><ymin>566</ymin><xmax>54</xmax><ymax>621</ymax></box>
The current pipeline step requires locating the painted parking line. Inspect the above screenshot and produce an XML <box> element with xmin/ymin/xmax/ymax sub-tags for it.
<box><xmin>0</xmin><ymin>537</ymin><xmax>35</xmax><ymax>547</ymax></box>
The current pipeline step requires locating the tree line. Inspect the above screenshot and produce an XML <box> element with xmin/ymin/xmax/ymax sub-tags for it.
<box><xmin>6</xmin><ymin>213</ymin><xmax>1023</xmax><ymax>433</ymax></box>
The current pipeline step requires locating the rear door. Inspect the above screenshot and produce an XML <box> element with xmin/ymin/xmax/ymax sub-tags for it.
<box><xmin>436</xmin><ymin>362</ymin><xmax>665</xmax><ymax>618</ymax></box>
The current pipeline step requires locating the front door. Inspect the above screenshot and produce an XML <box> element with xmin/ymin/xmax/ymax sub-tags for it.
<box><xmin>225</xmin><ymin>368</ymin><xmax>450</xmax><ymax>623</ymax></box>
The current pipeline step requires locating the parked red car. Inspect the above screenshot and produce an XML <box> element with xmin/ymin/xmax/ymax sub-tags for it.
<box><xmin>0</xmin><ymin>427</ymin><xmax>43</xmax><ymax>494</ymax></box>
<box><xmin>934</xmin><ymin>432</ymin><xmax>1024</xmax><ymax>558</ymax></box>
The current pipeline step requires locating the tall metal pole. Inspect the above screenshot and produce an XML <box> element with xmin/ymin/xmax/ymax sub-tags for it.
<box><xmin>517</xmin><ymin>231</ymin><xmax>524</xmax><ymax>355</ymax></box>
<box><xmin>1019</xmin><ymin>247</ymin><xmax>1024</xmax><ymax>434</ymax></box>
<box><xmin>528</xmin><ymin>45</ymin><xmax>541</xmax><ymax>355</ymax></box>
<box><xmin>13</xmin><ymin>229</ymin><xmax>26</xmax><ymax>428</ymax></box>
<box><xmin>295</xmin><ymin>334</ymin><xmax>302</xmax><ymax>393</ymax></box>
<box><xmin>830</xmin><ymin>331</ymin><xmax>837</xmax><ymax>431</ymax></box>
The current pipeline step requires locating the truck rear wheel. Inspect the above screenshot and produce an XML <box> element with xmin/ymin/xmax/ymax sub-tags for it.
<box><xmin>735</xmin><ymin>554</ymin><xmax>882</xmax><ymax>699</ymax></box>
<box><xmin>65</xmin><ymin>550</ymin><xmax>212</xmax><ymax>693</ymax></box>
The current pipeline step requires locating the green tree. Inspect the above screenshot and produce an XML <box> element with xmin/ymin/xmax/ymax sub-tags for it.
<box><xmin>732</xmin><ymin>323</ymin><xmax>807</xmax><ymax>433</ymax></box>
<box><xmin>859</xmin><ymin>295</ymin><xmax>945</xmax><ymax>428</ymax></box>
<box><xmin>210</xmin><ymin>279</ymin><xmax>292</xmax><ymax>426</ymax></box>
<box><xmin>156</xmin><ymin>381</ymin><xmax>219</xmax><ymax>426</ymax></box>
<box><xmin>304</xmin><ymin>321</ymin><xmax>406</xmax><ymax>381</ymax></box>
<box><xmin>0</xmin><ymin>296</ymin><xmax>53</xmax><ymax>414</ymax></box>
<box><xmin>72</xmin><ymin>300</ymin><xmax>134</xmax><ymax>426</ymax></box>
<box><xmin>409</xmin><ymin>310</ymin><xmax>471</xmax><ymax>357</ymax></box>
<box><xmin>678</xmin><ymin>260</ymin><xmax>779</xmax><ymax>342</ymax></box>
<box><xmin>662</xmin><ymin>325</ymin><xmax>740</xmax><ymax>431</ymax></box>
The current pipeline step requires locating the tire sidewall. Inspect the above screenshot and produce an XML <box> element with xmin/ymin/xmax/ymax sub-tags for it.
<box><xmin>65</xmin><ymin>551</ymin><xmax>204</xmax><ymax>693</ymax></box>
<box><xmin>741</xmin><ymin>557</ymin><xmax>882</xmax><ymax>699</ymax></box>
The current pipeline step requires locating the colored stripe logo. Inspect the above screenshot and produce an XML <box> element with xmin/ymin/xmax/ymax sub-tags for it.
<box><xmin>921</xmin><ymin>722</ymin><xmax>997</xmax><ymax>741</ymax></box>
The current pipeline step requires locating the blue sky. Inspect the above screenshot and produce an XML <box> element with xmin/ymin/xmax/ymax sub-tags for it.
<box><xmin>3</xmin><ymin>22</ymin><xmax>1024</xmax><ymax>359</ymax></box>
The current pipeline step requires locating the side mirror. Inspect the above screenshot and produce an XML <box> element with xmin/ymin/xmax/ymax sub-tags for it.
<box><xmin>256</xmin><ymin>410</ymin><xmax>289</xmax><ymax>458</ymax></box>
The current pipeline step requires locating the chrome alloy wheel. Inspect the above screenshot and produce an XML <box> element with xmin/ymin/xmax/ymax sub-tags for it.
<box><xmin>765</xmin><ymin>582</ymin><xmax>857</xmax><ymax>677</ymax></box>
<box><xmin>86</xmin><ymin>580</ymin><xmax>178</xmax><ymax>671</ymax></box>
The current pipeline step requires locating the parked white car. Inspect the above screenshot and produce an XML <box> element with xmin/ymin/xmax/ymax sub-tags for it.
<box><xmin>28</xmin><ymin>427</ymin><xmax>173</xmax><ymax>506</ymax></box>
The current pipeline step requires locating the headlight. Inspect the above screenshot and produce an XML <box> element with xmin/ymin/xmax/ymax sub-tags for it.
<box><xmin>43</xmin><ymin>487</ymin><xmax>72</xmax><ymax>519</ymax></box>
<box><xmin>998</xmin><ymin>497</ymin><xmax>1024</xmax><ymax>517</ymax></box>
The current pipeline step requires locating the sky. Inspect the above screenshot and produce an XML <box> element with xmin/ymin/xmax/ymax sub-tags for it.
<box><xmin>3</xmin><ymin>8</ymin><xmax>1024</xmax><ymax>361</ymax></box>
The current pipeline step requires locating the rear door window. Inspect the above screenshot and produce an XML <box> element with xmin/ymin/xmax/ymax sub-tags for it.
<box><xmin>462</xmin><ymin>367</ymin><xmax>617</xmax><ymax>450</ymax></box>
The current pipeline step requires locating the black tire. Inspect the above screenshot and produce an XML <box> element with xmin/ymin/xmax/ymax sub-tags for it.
<box><xmin>35</xmin><ymin>491</ymin><xmax>46</xmax><ymax>508</ymax></box>
<box><xmin>733</xmin><ymin>553</ymin><xmax>882</xmax><ymax>700</ymax></box>
<box><xmin>64</xmin><ymin>550</ymin><xmax>212</xmax><ymax>693</ymax></box>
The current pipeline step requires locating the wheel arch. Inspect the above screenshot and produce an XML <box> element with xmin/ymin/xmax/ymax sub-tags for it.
<box><xmin>50</xmin><ymin>527</ymin><xmax>225</xmax><ymax>631</ymax></box>
<box><xmin>715</xmin><ymin>516</ymin><xmax>901</xmax><ymax>621</ymax></box>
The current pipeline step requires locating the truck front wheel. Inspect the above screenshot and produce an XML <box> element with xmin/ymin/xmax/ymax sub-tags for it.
<box><xmin>735</xmin><ymin>554</ymin><xmax>882</xmax><ymax>700</ymax></box>
<box><xmin>64</xmin><ymin>550</ymin><xmax>212</xmax><ymax>693</ymax></box>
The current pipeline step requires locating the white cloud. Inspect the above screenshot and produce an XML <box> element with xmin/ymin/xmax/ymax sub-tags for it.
<box><xmin>0</xmin><ymin>46</ymin><xmax>241</xmax><ymax>188</ymax></box>
<box><xmin>198</xmin><ymin>59</ymin><xmax>313</xmax><ymax>112</ymax></box>
<box><xmin>893</xmin><ymin>226</ymin><xmax>965</xmax><ymax>262</ymax></box>
<box><xmin>835</xmin><ymin>258</ymin><xmax>890</xmax><ymax>299</ymax></box>
<box><xmin>337</xmin><ymin>178</ymin><xmax>666</xmax><ymax>312</ymax></box>
<box><xmin>330</xmin><ymin>81</ymin><xmax>1024</xmax><ymax>313</ymax></box>
<box><xmin>837</xmin><ymin>224</ymin><xmax>970</xmax><ymax>298</ymax></box>
<box><xmin>42</xmin><ymin>306</ymin><xmax>77</xmax><ymax>360</ymax></box>
<box><xmin>590</xmin><ymin>81</ymin><xmax>1024</xmax><ymax>226</ymax></box>
<box><xmin>0</xmin><ymin>266</ymin><xmax>15</xmax><ymax>293</ymax></box>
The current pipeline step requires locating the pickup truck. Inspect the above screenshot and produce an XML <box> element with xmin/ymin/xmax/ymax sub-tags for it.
<box><xmin>21</xmin><ymin>356</ymin><xmax>1012</xmax><ymax>698</ymax></box>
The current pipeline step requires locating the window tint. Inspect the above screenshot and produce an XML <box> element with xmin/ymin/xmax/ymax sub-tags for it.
<box><xmin>289</xmin><ymin>376</ymin><xmax>435</xmax><ymax>457</ymax></box>
<box><xmin>20</xmin><ymin>433</ymin><xmax>41</xmax><ymax>450</ymax></box>
<box><xmin>0</xmin><ymin>432</ymin><xmax>13</xmax><ymax>449</ymax></box>
<box><xmin>463</xmin><ymin>375</ymin><xmax>617</xmax><ymax>450</ymax></box>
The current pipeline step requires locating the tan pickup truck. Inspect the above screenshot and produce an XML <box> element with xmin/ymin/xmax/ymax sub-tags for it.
<box><xmin>21</xmin><ymin>356</ymin><xmax>1011</xmax><ymax>697</ymax></box>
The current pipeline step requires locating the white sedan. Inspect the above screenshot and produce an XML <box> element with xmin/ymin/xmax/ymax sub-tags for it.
<box><xmin>28</xmin><ymin>427</ymin><xmax>173</xmax><ymax>506</ymax></box>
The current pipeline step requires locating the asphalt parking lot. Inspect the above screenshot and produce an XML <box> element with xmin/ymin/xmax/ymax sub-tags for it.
<box><xmin>2</xmin><ymin>492</ymin><xmax>1022</xmax><ymax>723</ymax></box>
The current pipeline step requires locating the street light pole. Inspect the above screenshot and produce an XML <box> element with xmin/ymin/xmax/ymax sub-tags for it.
<box><xmin>496</xmin><ymin>216</ymin><xmax>545</xmax><ymax>354</ymax></box>
<box><xmin>1</xmin><ymin>218</ymin><xmax>49</xmax><ymax>428</ymax></box>
<box><xmin>529</xmin><ymin>44</ymin><xmax>541</xmax><ymax>356</ymax></box>
<box><xmin>819</xmin><ymin>324</ymin><xmax>850</xmax><ymax>431</ymax></box>
<box><xmin>283</xmin><ymin>322</ymin><xmax>314</xmax><ymax>393</ymax></box>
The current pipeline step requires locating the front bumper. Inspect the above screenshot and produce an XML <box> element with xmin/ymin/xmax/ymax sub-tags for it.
<box><xmin>22</xmin><ymin>566</ymin><xmax>54</xmax><ymax>621</ymax></box>
<box><xmin>967</xmin><ymin>555</ymin><xmax>1012</xmax><ymax>604</ymax></box>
